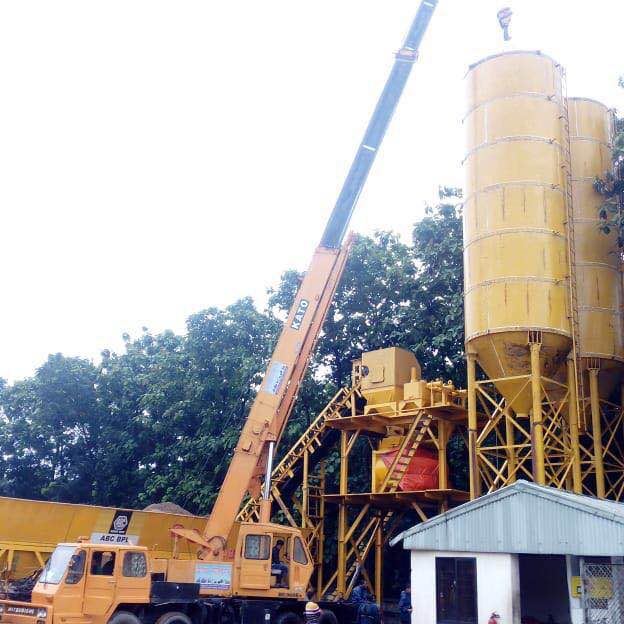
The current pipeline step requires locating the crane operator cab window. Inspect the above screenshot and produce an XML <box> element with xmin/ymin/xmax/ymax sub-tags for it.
<box><xmin>90</xmin><ymin>551</ymin><xmax>116</xmax><ymax>576</ymax></box>
<box><xmin>271</xmin><ymin>537</ymin><xmax>290</xmax><ymax>588</ymax></box>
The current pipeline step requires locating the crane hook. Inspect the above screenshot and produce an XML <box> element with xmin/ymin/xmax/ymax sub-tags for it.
<box><xmin>497</xmin><ymin>7</ymin><xmax>513</xmax><ymax>42</ymax></box>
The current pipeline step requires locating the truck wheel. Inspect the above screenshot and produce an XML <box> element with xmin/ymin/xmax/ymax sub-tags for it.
<box><xmin>109</xmin><ymin>612</ymin><xmax>142</xmax><ymax>624</ymax></box>
<box><xmin>156</xmin><ymin>612</ymin><xmax>193</xmax><ymax>624</ymax></box>
<box><xmin>319</xmin><ymin>611</ymin><xmax>338</xmax><ymax>624</ymax></box>
<box><xmin>276</xmin><ymin>612</ymin><xmax>302</xmax><ymax>624</ymax></box>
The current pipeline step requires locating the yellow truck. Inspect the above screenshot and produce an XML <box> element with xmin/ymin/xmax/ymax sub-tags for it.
<box><xmin>0</xmin><ymin>530</ymin><xmax>329</xmax><ymax>624</ymax></box>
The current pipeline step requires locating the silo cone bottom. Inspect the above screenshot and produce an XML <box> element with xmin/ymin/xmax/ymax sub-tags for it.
<box><xmin>469</xmin><ymin>330</ymin><xmax>572</xmax><ymax>413</ymax></box>
<box><xmin>581</xmin><ymin>361</ymin><xmax>624</xmax><ymax>403</ymax></box>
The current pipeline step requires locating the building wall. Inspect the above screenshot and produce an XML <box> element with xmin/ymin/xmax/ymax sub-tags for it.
<box><xmin>410</xmin><ymin>550</ymin><xmax>521</xmax><ymax>624</ymax></box>
<box><xmin>566</xmin><ymin>556</ymin><xmax>583</xmax><ymax>624</ymax></box>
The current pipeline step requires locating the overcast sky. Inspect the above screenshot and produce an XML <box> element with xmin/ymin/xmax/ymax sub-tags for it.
<box><xmin>0</xmin><ymin>0</ymin><xmax>622</xmax><ymax>381</ymax></box>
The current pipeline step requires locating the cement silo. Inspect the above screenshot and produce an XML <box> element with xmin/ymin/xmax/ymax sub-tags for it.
<box><xmin>569</xmin><ymin>98</ymin><xmax>624</xmax><ymax>387</ymax></box>
<box><xmin>569</xmin><ymin>97</ymin><xmax>624</xmax><ymax>498</ymax></box>
<box><xmin>463</xmin><ymin>51</ymin><xmax>572</xmax><ymax>494</ymax></box>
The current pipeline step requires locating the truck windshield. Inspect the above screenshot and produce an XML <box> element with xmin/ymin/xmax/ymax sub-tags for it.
<box><xmin>38</xmin><ymin>545</ymin><xmax>76</xmax><ymax>585</ymax></box>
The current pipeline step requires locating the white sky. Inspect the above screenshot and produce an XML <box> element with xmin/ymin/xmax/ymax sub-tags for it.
<box><xmin>0</xmin><ymin>0</ymin><xmax>622</xmax><ymax>381</ymax></box>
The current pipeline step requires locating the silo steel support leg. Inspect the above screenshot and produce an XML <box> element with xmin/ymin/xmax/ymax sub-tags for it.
<box><xmin>438</xmin><ymin>420</ymin><xmax>449</xmax><ymax>491</ymax></box>
<box><xmin>589</xmin><ymin>368</ymin><xmax>606</xmax><ymax>498</ymax></box>
<box><xmin>467</xmin><ymin>353</ymin><xmax>480</xmax><ymax>498</ymax></box>
<box><xmin>374</xmin><ymin>515</ymin><xmax>382</xmax><ymax>605</ymax></box>
<box><xmin>530</xmin><ymin>341</ymin><xmax>546</xmax><ymax>485</ymax></box>
<box><xmin>504</xmin><ymin>407</ymin><xmax>517</xmax><ymax>484</ymax></box>
<box><xmin>337</xmin><ymin>431</ymin><xmax>349</xmax><ymax>596</ymax></box>
<box><xmin>567</xmin><ymin>357</ymin><xmax>583</xmax><ymax>494</ymax></box>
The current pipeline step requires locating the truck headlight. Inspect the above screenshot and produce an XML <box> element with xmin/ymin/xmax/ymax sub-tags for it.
<box><xmin>0</xmin><ymin>604</ymin><xmax>5</xmax><ymax>614</ymax></box>
<box><xmin>36</xmin><ymin>608</ymin><xmax>47</xmax><ymax>619</ymax></box>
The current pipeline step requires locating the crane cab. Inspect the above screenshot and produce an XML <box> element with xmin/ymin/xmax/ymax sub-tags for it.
<box><xmin>180</xmin><ymin>523</ymin><xmax>313</xmax><ymax>600</ymax></box>
<box><xmin>231</xmin><ymin>522</ymin><xmax>313</xmax><ymax>599</ymax></box>
<box><xmin>160</xmin><ymin>522</ymin><xmax>314</xmax><ymax>601</ymax></box>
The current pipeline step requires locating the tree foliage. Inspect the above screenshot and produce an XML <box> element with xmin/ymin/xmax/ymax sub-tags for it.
<box><xmin>0</xmin><ymin>192</ymin><xmax>464</xmax><ymax>513</ymax></box>
<box><xmin>596</xmin><ymin>77</ymin><xmax>624</xmax><ymax>248</ymax></box>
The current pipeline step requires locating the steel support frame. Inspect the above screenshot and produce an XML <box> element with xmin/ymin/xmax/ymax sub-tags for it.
<box><xmin>467</xmin><ymin>344</ymin><xmax>578</xmax><ymax>496</ymax></box>
<box><xmin>240</xmin><ymin>368</ymin><xmax>470</xmax><ymax>601</ymax></box>
<box><xmin>322</xmin><ymin>408</ymin><xmax>463</xmax><ymax>602</ymax></box>
<box><xmin>467</xmin><ymin>348</ymin><xmax>624</xmax><ymax>500</ymax></box>
<box><xmin>575</xmin><ymin>364</ymin><xmax>624</xmax><ymax>501</ymax></box>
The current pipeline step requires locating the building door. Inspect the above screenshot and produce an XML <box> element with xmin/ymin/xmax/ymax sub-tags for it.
<box><xmin>436</xmin><ymin>557</ymin><xmax>478</xmax><ymax>624</ymax></box>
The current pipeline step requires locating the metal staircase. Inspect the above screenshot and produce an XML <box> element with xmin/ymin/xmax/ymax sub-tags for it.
<box><xmin>379</xmin><ymin>411</ymin><xmax>433</xmax><ymax>493</ymax></box>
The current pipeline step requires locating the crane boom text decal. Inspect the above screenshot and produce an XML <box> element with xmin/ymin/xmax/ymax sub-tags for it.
<box><xmin>290</xmin><ymin>299</ymin><xmax>310</xmax><ymax>330</ymax></box>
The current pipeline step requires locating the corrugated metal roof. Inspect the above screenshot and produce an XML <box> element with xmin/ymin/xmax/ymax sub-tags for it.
<box><xmin>391</xmin><ymin>480</ymin><xmax>624</xmax><ymax>556</ymax></box>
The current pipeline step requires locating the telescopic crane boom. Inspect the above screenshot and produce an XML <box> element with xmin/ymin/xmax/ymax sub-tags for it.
<box><xmin>172</xmin><ymin>0</ymin><xmax>438</xmax><ymax>560</ymax></box>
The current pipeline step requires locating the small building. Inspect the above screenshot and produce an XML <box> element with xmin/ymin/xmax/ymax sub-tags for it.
<box><xmin>391</xmin><ymin>481</ymin><xmax>624</xmax><ymax>624</ymax></box>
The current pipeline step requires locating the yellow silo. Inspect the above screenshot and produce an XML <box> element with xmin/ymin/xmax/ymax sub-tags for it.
<box><xmin>569</xmin><ymin>98</ymin><xmax>624</xmax><ymax>396</ymax></box>
<box><xmin>464</xmin><ymin>51</ymin><xmax>572</xmax><ymax>415</ymax></box>
<box><xmin>569</xmin><ymin>97</ymin><xmax>624</xmax><ymax>499</ymax></box>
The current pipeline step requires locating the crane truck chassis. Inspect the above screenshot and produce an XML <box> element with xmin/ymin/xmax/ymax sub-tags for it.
<box><xmin>0</xmin><ymin>539</ymin><xmax>356</xmax><ymax>624</ymax></box>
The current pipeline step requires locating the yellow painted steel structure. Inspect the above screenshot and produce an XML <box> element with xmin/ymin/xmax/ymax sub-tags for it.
<box><xmin>464</xmin><ymin>51</ymin><xmax>624</xmax><ymax>501</ymax></box>
<box><xmin>464</xmin><ymin>50</ymin><xmax>571</xmax><ymax>413</ymax></box>
<box><xmin>464</xmin><ymin>50</ymin><xmax>574</xmax><ymax>495</ymax></box>
<box><xmin>240</xmin><ymin>348</ymin><xmax>469</xmax><ymax>602</ymax></box>
<box><xmin>570</xmin><ymin>98</ymin><xmax>624</xmax><ymax>377</ymax></box>
<box><xmin>323</xmin><ymin>363</ymin><xmax>468</xmax><ymax>603</ymax></box>
<box><xmin>0</xmin><ymin>498</ymin><xmax>206</xmax><ymax>581</ymax></box>
<box><xmin>569</xmin><ymin>97</ymin><xmax>624</xmax><ymax>499</ymax></box>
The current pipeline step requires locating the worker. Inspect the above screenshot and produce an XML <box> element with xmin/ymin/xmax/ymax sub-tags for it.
<box><xmin>305</xmin><ymin>601</ymin><xmax>321</xmax><ymax>624</ymax></box>
<box><xmin>398</xmin><ymin>583</ymin><xmax>412</xmax><ymax>624</ymax></box>
<box><xmin>271</xmin><ymin>539</ymin><xmax>289</xmax><ymax>588</ymax></box>
<box><xmin>350</xmin><ymin>579</ymin><xmax>372</xmax><ymax>604</ymax></box>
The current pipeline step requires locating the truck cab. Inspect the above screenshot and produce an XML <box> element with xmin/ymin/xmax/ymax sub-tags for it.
<box><xmin>0</xmin><ymin>543</ymin><xmax>151</xmax><ymax>624</ymax></box>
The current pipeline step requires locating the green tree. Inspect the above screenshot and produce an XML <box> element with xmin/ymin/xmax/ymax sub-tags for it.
<box><xmin>0</xmin><ymin>190</ymin><xmax>466</xmax><ymax>510</ymax></box>
<box><xmin>596</xmin><ymin>77</ymin><xmax>624</xmax><ymax>247</ymax></box>
<box><xmin>0</xmin><ymin>355</ymin><xmax>102</xmax><ymax>502</ymax></box>
<box><xmin>268</xmin><ymin>188</ymin><xmax>465</xmax><ymax>387</ymax></box>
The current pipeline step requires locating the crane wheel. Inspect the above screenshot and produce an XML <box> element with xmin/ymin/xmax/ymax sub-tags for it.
<box><xmin>109</xmin><ymin>612</ymin><xmax>142</xmax><ymax>624</ymax></box>
<box><xmin>319</xmin><ymin>610</ymin><xmax>338</xmax><ymax>624</ymax></box>
<box><xmin>275</xmin><ymin>611</ymin><xmax>302</xmax><ymax>624</ymax></box>
<box><xmin>155</xmin><ymin>612</ymin><xmax>193</xmax><ymax>624</ymax></box>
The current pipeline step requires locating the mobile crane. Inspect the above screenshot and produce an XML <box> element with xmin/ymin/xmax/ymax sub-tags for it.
<box><xmin>0</xmin><ymin>3</ymin><xmax>437</xmax><ymax>624</ymax></box>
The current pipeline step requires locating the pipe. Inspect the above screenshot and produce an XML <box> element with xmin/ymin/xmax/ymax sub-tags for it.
<box><xmin>589</xmin><ymin>369</ymin><xmax>606</xmax><ymax>498</ymax></box>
